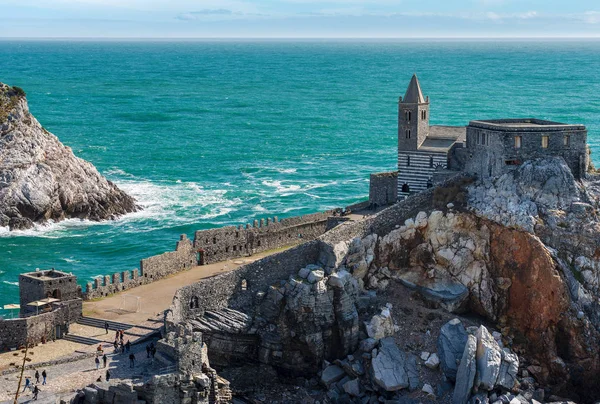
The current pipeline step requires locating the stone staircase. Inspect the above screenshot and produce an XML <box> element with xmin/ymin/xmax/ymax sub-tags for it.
<box><xmin>63</xmin><ymin>333</ymin><xmax>103</xmax><ymax>346</ymax></box>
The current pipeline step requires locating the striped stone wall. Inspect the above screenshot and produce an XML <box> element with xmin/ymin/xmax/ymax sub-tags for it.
<box><xmin>397</xmin><ymin>151</ymin><xmax>448</xmax><ymax>195</ymax></box>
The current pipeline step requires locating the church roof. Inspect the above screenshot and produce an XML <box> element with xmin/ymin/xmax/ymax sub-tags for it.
<box><xmin>403</xmin><ymin>74</ymin><xmax>426</xmax><ymax>104</ymax></box>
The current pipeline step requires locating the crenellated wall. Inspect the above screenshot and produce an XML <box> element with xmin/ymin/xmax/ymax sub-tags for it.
<box><xmin>167</xmin><ymin>174</ymin><xmax>473</xmax><ymax>327</ymax></box>
<box><xmin>83</xmin><ymin>211</ymin><xmax>340</xmax><ymax>300</ymax></box>
<box><xmin>84</xmin><ymin>235</ymin><xmax>196</xmax><ymax>300</ymax></box>
<box><xmin>192</xmin><ymin>211</ymin><xmax>334</xmax><ymax>264</ymax></box>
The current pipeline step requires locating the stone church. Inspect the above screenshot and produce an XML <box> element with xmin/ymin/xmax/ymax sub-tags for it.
<box><xmin>369</xmin><ymin>74</ymin><xmax>589</xmax><ymax>205</ymax></box>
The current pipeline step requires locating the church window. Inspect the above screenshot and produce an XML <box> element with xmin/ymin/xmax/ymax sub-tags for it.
<box><xmin>408</xmin><ymin>130</ymin><xmax>411</xmax><ymax>139</ymax></box>
<box><xmin>407</xmin><ymin>155</ymin><xmax>411</xmax><ymax>166</ymax></box>
<box><xmin>405</xmin><ymin>111</ymin><xmax>409</xmax><ymax>122</ymax></box>
<box><xmin>564</xmin><ymin>135</ymin><xmax>571</xmax><ymax>147</ymax></box>
<box><xmin>481</xmin><ymin>133</ymin><xmax>486</xmax><ymax>145</ymax></box>
<box><xmin>408</xmin><ymin>111</ymin><xmax>412</xmax><ymax>122</ymax></box>
<box><xmin>429</xmin><ymin>156</ymin><xmax>434</xmax><ymax>168</ymax></box>
<box><xmin>541</xmin><ymin>136</ymin><xmax>549</xmax><ymax>149</ymax></box>
<box><xmin>477</xmin><ymin>133</ymin><xmax>480</xmax><ymax>145</ymax></box>
<box><xmin>405</xmin><ymin>129</ymin><xmax>409</xmax><ymax>139</ymax></box>
<box><xmin>514</xmin><ymin>136</ymin><xmax>522</xmax><ymax>149</ymax></box>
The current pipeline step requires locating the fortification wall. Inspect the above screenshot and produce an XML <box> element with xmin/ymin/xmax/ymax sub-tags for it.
<box><xmin>84</xmin><ymin>235</ymin><xmax>195</xmax><ymax>300</ymax></box>
<box><xmin>369</xmin><ymin>171</ymin><xmax>398</xmax><ymax>207</ymax></box>
<box><xmin>192</xmin><ymin>211</ymin><xmax>333</xmax><ymax>265</ymax></box>
<box><xmin>169</xmin><ymin>241</ymin><xmax>322</xmax><ymax>321</ymax></box>
<box><xmin>168</xmin><ymin>175</ymin><xmax>472</xmax><ymax>326</ymax></box>
<box><xmin>0</xmin><ymin>302</ymin><xmax>75</xmax><ymax>351</ymax></box>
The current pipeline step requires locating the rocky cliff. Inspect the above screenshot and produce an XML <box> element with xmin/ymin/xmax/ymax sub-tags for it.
<box><xmin>0</xmin><ymin>84</ymin><xmax>138</xmax><ymax>230</ymax></box>
<box><xmin>167</xmin><ymin>157</ymin><xmax>600</xmax><ymax>403</ymax></box>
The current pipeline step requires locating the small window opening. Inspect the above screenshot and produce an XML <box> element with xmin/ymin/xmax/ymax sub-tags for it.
<box><xmin>401</xmin><ymin>183</ymin><xmax>410</xmax><ymax>193</ymax></box>
<box><xmin>542</xmin><ymin>136</ymin><xmax>549</xmax><ymax>149</ymax></box>
<box><xmin>429</xmin><ymin>156</ymin><xmax>434</xmax><ymax>168</ymax></box>
<box><xmin>564</xmin><ymin>135</ymin><xmax>571</xmax><ymax>147</ymax></box>
<box><xmin>241</xmin><ymin>279</ymin><xmax>247</xmax><ymax>291</ymax></box>
<box><xmin>514</xmin><ymin>136</ymin><xmax>522</xmax><ymax>149</ymax></box>
<box><xmin>212</xmin><ymin>237</ymin><xmax>217</xmax><ymax>244</ymax></box>
<box><xmin>407</xmin><ymin>155</ymin><xmax>411</xmax><ymax>167</ymax></box>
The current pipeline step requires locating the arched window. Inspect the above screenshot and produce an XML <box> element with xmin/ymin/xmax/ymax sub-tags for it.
<box><xmin>401</xmin><ymin>183</ymin><xmax>410</xmax><ymax>193</ymax></box>
<box><xmin>429</xmin><ymin>156</ymin><xmax>434</xmax><ymax>168</ymax></box>
<box><xmin>405</xmin><ymin>111</ymin><xmax>409</xmax><ymax>122</ymax></box>
<box><xmin>408</xmin><ymin>111</ymin><xmax>412</xmax><ymax>122</ymax></box>
<box><xmin>408</xmin><ymin>130</ymin><xmax>411</xmax><ymax>139</ymax></box>
<box><xmin>405</xmin><ymin>129</ymin><xmax>409</xmax><ymax>139</ymax></box>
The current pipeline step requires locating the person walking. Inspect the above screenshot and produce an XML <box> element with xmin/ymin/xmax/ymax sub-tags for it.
<box><xmin>102</xmin><ymin>354</ymin><xmax>107</xmax><ymax>368</ymax></box>
<box><xmin>104</xmin><ymin>321</ymin><xmax>109</xmax><ymax>334</ymax></box>
<box><xmin>95</xmin><ymin>356</ymin><xmax>100</xmax><ymax>370</ymax></box>
<box><xmin>34</xmin><ymin>370</ymin><xmax>40</xmax><ymax>384</ymax></box>
<box><xmin>129</xmin><ymin>353</ymin><xmax>135</xmax><ymax>368</ymax></box>
<box><xmin>22</xmin><ymin>376</ymin><xmax>31</xmax><ymax>392</ymax></box>
<box><xmin>106</xmin><ymin>369</ymin><xmax>111</xmax><ymax>382</ymax></box>
<box><xmin>41</xmin><ymin>370</ymin><xmax>47</xmax><ymax>385</ymax></box>
<box><xmin>32</xmin><ymin>385</ymin><xmax>40</xmax><ymax>400</ymax></box>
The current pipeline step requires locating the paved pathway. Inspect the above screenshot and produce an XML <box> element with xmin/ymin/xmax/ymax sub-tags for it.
<box><xmin>0</xmin><ymin>339</ymin><xmax>161</xmax><ymax>403</ymax></box>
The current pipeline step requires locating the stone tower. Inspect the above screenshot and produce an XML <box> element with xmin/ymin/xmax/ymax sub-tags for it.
<box><xmin>398</xmin><ymin>74</ymin><xmax>430</xmax><ymax>150</ymax></box>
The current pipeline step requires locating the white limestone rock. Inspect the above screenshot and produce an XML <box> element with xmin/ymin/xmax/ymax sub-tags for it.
<box><xmin>0</xmin><ymin>83</ymin><xmax>138</xmax><ymax>230</ymax></box>
<box><xmin>365</xmin><ymin>306</ymin><xmax>395</xmax><ymax>340</ymax></box>
<box><xmin>474</xmin><ymin>326</ymin><xmax>502</xmax><ymax>391</ymax></box>
<box><xmin>425</xmin><ymin>353</ymin><xmax>440</xmax><ymax>369</ymax></box>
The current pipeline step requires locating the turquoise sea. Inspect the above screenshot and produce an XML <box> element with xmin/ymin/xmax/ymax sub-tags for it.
<box><xmin>0</xmin><ymin>40</ymin><xmax>599</xmax><ymax>310</ymax></box>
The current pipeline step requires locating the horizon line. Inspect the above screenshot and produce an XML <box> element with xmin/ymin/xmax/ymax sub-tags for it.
<box><xmin>1</xmin><ymin>36</ymin><xmax>600</xmax><ymax>41</ymax></box>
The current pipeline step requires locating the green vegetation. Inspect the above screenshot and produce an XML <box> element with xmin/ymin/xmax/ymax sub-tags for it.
<box><xmin>11</xmin><ymin>86</ymin><xmax>26</xmax><ymax>97</ymax></box>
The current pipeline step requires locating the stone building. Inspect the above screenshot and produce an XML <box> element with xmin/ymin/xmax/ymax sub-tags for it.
<box><xmin>397</xmin><ymin>74</ymin><xmax>466</xmax><ymax>195</ymax></box>
<box><xmin>463</xmin><ymin>119</ymin><xmax>588</xmax><ymax>179</ymax></box>
<box><xmin>19</xmin><ymin>269</ymin><xmax>82</xmax><ymax>320</ymax></box>
<box><xmin>369</xmin><ymin>75</ymin><xmax>589</xmax><ymax>205</ymax></box>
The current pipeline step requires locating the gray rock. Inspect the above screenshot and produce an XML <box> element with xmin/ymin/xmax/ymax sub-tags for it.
<box><xmin>425</xmin><ymin>353</ymin><xmax>440</xmax><ymax>369</ymax></box>
<box><xmin>470</xmin><ymin>392</ymin><xmax>490</xmax><ymax>404</ymax></box>
<box><xmin>452</xmin><ymin>334</ymin><xmax>477</xmax><ymax>404</ymax></box>
<box><xmin>496</xmin><ymin>348</ymin><xmax>519</xmax><ymax>390</ymax></box>
<box><xmin>83</xmin><ymin>386</ymin><xmax>99</xmax><ymax>404</ymax></box>
<box><xmin>371</xmin><ymin>338</ymin><xmax>411</xmax><ymax>391</ymax></box>
<box><xmin>359</xmin><ymin>338</ymin><xmax>378</xmax><ymax>353</ymax></box>
<box><xmin>298</xmin><ymin>267</ymin><xmax>311</xmax><ymax>279</ymax></box>
<box><xmin>0</xmin><ymin>83</ymin><xmax>138</xmax><ymax>230</ymax></box>
<box><xmin>438</xmin><ymin>318</ymin><xmax>468</xmax><ymax>381</ymax></box>
<box><xmin>321</xmin><ymin>365</ymin><xmax>346</xmax><ymax>387</ymax></box>
<box><xmin>474</xmin><ymin>326</ymin><xmax>502</xmax><ymax>390</ymax></box>
<box><xmin>343</xmin><ymin>378</ymin><xmax>361</xmax><ymax>397</ymax></box>
<box><xmin>422</xmin><ymin>383</ymin><xmax>435</xmax><ymax>397</ymax></box>
<box><xmin>328</xmin><ymin>269</ymin><xmax>351</xmax><ymax>288</ymax></box>
<box><xmin>308</xmin><ymin>269</ymin><xmax>325</xmax><ymax>284</ymax></box>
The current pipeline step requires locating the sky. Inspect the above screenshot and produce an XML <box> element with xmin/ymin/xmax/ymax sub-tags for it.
<box><xmin>1</xmin><ymin>0</ymin><xmax>600</xmax><ymax>38</ymax></box>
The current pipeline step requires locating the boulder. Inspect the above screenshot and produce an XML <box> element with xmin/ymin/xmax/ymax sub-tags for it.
<box><xmin>452</xmin><ymin>334</ymin><xmax>477</xmax><ymax>404</ymax></box>
<box><xmin>365</xmin><ymin>306</ymin><xmax>395</xmax><ymax>340</ymax></box>
<box><xmin>359</xmin><ymin>338</ymin><xmax>378</xmax><ymax>353</ymax></box>
<box><xmin>298</xmin><ymin>267</ymin><xmax>311</xmax><ymax>279</ymax></box>
<box><xmin>321</xmin><ymin>365</ymin><xmax>346</xmax><ymax>387</ymax></box>
<box><xmin>425</xmin><ymin>353</ymin><xmax>440</xmax><ymax>369</ymax></box>
<box><xmin>371</xmin><ymin>338</ymin><xmax>412</xmax><ymax>391</ymax></box>
<box><xmin>496</xmin><ymin>348</ymin><xmax>519</xmax><ymax>390</ymax></box>
<box><xmin>343</xmin><ymin>378</ymin><xmax>361</xmax><ymax>397</ymax></box>
<box><xmin>422</xmin><ymin>383</ymin><xmax>436</xmax><ymax>397</ymax></box>
<box><xmin>438</xmin><ymin>318</ymin><xmax>469</xmax><ymax>381</ymax></box>
<box><xmin>307</xmin><ymin>270</ymin><xmax>325</xmax><ymax>284</ymax></box>
<box><xmin>474</xmin><ymin>326</ymin><xmax>502</xmax><ymax>391</ymax></box>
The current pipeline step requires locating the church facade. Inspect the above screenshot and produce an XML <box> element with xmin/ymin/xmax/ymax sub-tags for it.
<box><xmin>369</xmin><ymin>75</ymin><xmax>589</xmax><ymax>206</ymax></box>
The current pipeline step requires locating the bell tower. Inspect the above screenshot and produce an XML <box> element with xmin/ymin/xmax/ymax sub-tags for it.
<box><xmin>398</xmin><ymin>74</ymin><xmax>430</xmax><ymax>151</ymax></box>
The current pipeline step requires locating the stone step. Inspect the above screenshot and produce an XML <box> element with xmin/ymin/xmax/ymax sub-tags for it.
<box><xmin>77</xmin><ymin>316</ymin><xmax>135</xmax><ymax>331</ymax></box>
<box><xmin>63</xmin><ymin>333</ymin><xmax>103</xmax><ymax>346</ymax></box>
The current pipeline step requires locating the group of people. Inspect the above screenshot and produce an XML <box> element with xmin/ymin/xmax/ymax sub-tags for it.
<box><xmin>112</xmin><ymin>328</ymin><xmax>131</xmax><ymax>354</ymax></box>
<box><xmin>21</xmin><ymin>369</ymin><xmax>47</xmax><ymax>400</ymax></box>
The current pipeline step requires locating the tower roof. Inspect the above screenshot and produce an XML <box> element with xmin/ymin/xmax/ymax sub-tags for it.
<box><xmin>403</xmin><ymin>74</ymin><xmax>426</xmax><ymax>104</ymax></box>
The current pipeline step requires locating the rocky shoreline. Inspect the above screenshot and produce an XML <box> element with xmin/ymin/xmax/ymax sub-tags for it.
<box><xmin>0</xmin><ymin>83</ymin><xmax>138</xmax><ymax>230</ymax></box>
